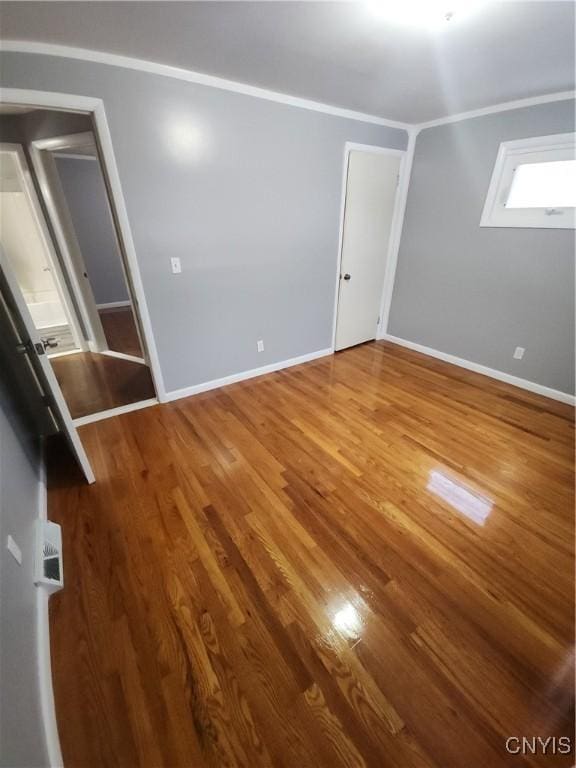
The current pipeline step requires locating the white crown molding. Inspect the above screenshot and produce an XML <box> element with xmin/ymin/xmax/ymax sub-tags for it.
<box><xmin>2</xmin><ymin>41</ymin><xmax>573</xmax><ymax>133</ymax></box>
<box><xmin>382</xmin><ymin>334</ymin><xmax>576</xmax><ymax>406</ymax></box>
<box><xmin>416</xmin><ymin>91</ymin><xmax>576</xmax><ymax>131</ymax></box>
<box><xmin>0</xmin><ymin>40</ymin><xmax>411</xmax><ymax>131</ymax></box>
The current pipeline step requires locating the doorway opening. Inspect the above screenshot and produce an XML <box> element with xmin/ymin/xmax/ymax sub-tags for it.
<box><xmin>333</xmin><ymin>143</ymin><xmax>405</xmax><ymax>351</ymax></box>
<box><xmin>0</xmin><ymin>145</ymin><xmax>81</xmax><ymax>354</ymax></box>
<box><xmin>0</xmin><ymin>105</ymin><xmax>157</xmax><ymax>422</ymax></box>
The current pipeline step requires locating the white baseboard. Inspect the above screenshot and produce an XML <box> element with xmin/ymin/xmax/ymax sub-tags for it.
<box><xmin>37</xmin><ymin>591</ymin><xmax>63</xmax><ymax>768</ymax></box>
<box><xmin>382</xmin><ymin>333</ymin><xmax>575</xmax><ymax>406</ymax></box>
<box><xmin>46</xmin><ymin>349</ymin><xmax>81</xmax><ymax>360</ymax></box>
<box><xmin>37</xmin><ymin>445</ymin><xmax>64</xmax><ymax>768</ymax></box>
<box><xmin>96</xmin><ymin>301</ymin><xmax>131</xmax><ymax>310</ymax></box>
<box><xmin>72</xmin><ymin>397</ymin><xmax>158</xmax><ymax>427</ymax></box>
<box><xmin>165</xmin><ymin>347</ymin><xmax>333</xmax><ymax>402</ymax></box>
<box><xmin>100</xmin><ymin>349</ymin><xmax>146</xmax><ymax>365</ymax></box>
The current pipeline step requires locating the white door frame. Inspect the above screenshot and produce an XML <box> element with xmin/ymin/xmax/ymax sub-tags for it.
<box><xmin>31</xmin><ymin>132</ymin><xmax>149</xmax><ymax>366</ymax></box>
<box><xmin>331</xmin><ymin>136</ymin><xmax>416</xmax><ymax>351</ymax></box>
<box><xmin>0</xmin><ymin>142</ymin><xmax>86</xmax><ymax>351</ymax></box>
<box><xmin>36</xmin><ymin>131</ymin><xmax>148</xmax><ymax>364</ymax></box>
<box><xmin>29</xmin><ymin>130</ymin><xmax>109</xmax><ymax>354</ymax></box>
<box><xmin>0</xmin><ymin>87</ymin><xmax>167</xmax><ymax>400</ymax></box>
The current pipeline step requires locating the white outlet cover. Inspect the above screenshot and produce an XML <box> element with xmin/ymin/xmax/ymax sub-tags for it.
<box><xmin>6</xmin><ymin>535</ymin><xmax>22</xmax><ymax>565</ymax></box>
<box><xmin>257</xmin><ymin>340</ymin><xmax>264</xmax><ymax>352</ymax></box>
<box><xmin>513</xmin><ymin>346</ymin><xmax>525</xmax><ymax>360</ymax></box>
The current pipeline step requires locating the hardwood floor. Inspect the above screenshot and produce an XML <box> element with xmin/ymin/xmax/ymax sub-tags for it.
<box><xmin>47</xmin><ymin>341</ymin><xmax>575</xmax><ymax>767</ymax></box>
<box><xmin>98</xmin><ymin>306</ymin><xmax>143</xmax><ymax>358</ymax></box>
<box><xmin>50</xmin><ymin>351</ymin><xmax>155</xmax><ymax>419</ymax></box>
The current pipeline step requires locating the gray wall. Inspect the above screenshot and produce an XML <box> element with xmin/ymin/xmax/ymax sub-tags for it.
<box><xmin>0</xmin><ymin>113</ymin><xmax>28</xmax><ymax>143</ymax></box>
<box><xmin>0</xmin><ymin>382</ymin><xmax>48</xmax><ymax>768</ymax></box>
<box><xmin>22</xmin><ymin>109</ymin><xmax>92</xmax><ymax>143</ymax></box>
<box><xmin>389</xmin><ymin>100</ymin><xmax>575</xmax><ymax>395</ymax></box>
<box><xmin>0</xmin><ymin>51</ymin><xmax>408</xmax><ymax>393</ymax></box>
<box><xmin>55</xmin><ymin>156</ymin><xmax>129</xmax><ymax>306</ymax></box>
<box><xmin>0</xmin><ymin>110</ymin><xmax>92</xmax><ymax>144</ymax></box>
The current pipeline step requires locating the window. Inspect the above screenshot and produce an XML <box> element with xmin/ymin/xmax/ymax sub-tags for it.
<box><xmin>480</xmin><ymin>133</ymin><xmax>576</xmax><ymax>229</ymax></box>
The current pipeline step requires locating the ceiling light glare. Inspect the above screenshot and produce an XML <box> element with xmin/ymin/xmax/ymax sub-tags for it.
<box><xmin>365</xmin><ymin>0</ymin><xmax>483</xmax><ymax>28</ymax></box>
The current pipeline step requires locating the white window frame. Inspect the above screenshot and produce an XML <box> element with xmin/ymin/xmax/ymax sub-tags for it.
<box><xmin>480</xmin><ymin>132</ymin><xmax>576</xmax><ymax>229</ymax></box>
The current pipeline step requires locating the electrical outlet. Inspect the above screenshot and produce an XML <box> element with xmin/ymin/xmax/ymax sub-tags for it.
<box><xmin>513</xmin><ymin>346</ymin><xmax>525</xmax><ymax>360</ymax></box>
<box><xmin>170</xmin><ymin>257</ymin><xmax>182</xmax><ymax>274</ymax></box>
<box><xmin>257</xmin><ymin>340</ymin><xmax>264</xmax><ymax>353</ymax></box>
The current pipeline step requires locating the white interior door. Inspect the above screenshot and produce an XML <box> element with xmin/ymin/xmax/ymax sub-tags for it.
<box><xmin>335</xmin><ymin>150</ymin><xmax>401</xmax><ymax>351</ymax></box>
<box><xmin>0</xmin><ymin>247</ymin><xmax>95</xmax><ymax>483</ymax></box>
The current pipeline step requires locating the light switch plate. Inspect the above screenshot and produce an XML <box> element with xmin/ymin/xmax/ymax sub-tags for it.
<box><xmin>171</xmin><ymin>257</ymin><xmax>182</xmax><ymax>274</ymax></box>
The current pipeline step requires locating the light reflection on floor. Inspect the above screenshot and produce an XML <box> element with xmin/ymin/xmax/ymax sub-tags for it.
<box><xmin>332</xmin><ymin>601</ymin><xmax>364</xmax><ymax>644</ymax></box>
<box><xmin>427</xmin><ymin>469</ymin><xmax>493</xmax><ymax>526</ymax></box>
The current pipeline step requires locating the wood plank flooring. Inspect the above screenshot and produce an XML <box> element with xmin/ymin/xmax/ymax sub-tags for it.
<box><xmin>50</xmin><ymin>351</ymin><xmax>155</xmax><ymax>419</ymax></box>
<box><xmin>99</xmin><ymin>306</ymin><xmax>143</xmax><ymax>358</ymax></box>
<box><xmin>47</xmin><ymin>341</ymin><xmax>575</xmax><ymax>768</ymax></box>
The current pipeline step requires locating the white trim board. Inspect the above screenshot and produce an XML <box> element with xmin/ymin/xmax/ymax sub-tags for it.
<box><xmin>378</xmin><ymin>130</ymin><xmax>417</xmax><ymax>335</ymax></box>
<box><xmin>416</xmin><ymin>91</ymin><xmax>576</xmax><ymax>131</ymax></box>
<box><xmin>46</xmin><ymin>349</ymin><xmax>81</xmax><ymax>360</ymax></box>
<box><xmin>72</xmin><ymin>397</ymin><xmax>158</xmax><ymax>426</ymax></box>
<box><xmin>96</xmin><ymin>300</ymin><xmax>131</xmax><ymax>310</ymax></box>
<box><xmin>165</xmin><ymin>347</ymin><xmax>332</xmax><ymax>403</ymax></box>
<box><xmin>37</xmin><ymin>590</ymin><xmax>62</xmax><ymax>768</ymax></box>
<box><xmin>0</xmin><ymin>40</ymin><xmax>410</xmax><ymax>130</ymax></box>
<box><xmin>382</xmin><ymin>334</ymin><xmax>575</xmax><ymax>406</ymax></box>
<box><xmin>52</xmin><ymin>152</ymin><xmax>97</xmax><ymax>162</ymax></box>
<box><xmin>1</xmin><ymin>42</ymin><xmax>573</xmax><ymax>131</ymax></box>
<box><xmin>36</xmin><ymin>444</ymin><xmax>64</xmax><ymax>768</ymax></box>
<box><xmin>100</xmin><ymin>349</ymin><xmax>146</xmax><ymax>365</ymax></box>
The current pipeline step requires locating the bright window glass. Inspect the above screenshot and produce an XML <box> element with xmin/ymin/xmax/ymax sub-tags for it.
<box><xmin>506</xmin><ymin>159</ymin><xmax>576</xmax><ymax>209</ymax></box>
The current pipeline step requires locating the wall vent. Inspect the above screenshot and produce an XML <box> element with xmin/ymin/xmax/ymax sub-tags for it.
<box><xmin>35</xmin><ymin>520</ymin><xmax>64</xmax><ymax>594</ymax></box>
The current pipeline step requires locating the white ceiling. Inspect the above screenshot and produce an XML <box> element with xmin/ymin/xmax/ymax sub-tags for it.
<box><xmin>1</xmin><ymin>1</ymin><xmax>574</xmax><ymax>123</ymax></box>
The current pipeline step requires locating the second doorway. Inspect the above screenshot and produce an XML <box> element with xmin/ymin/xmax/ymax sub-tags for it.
<box><xmin>335</xmin><ymin>147</ymin><xmax>402</xmax><ymax>351</ymax></box>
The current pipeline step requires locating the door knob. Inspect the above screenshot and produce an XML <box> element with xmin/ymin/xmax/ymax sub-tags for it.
<box><xmin>343</xmin><ymin>273</ymin><xmax>351</xmax><ymax>281</ymax></box>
